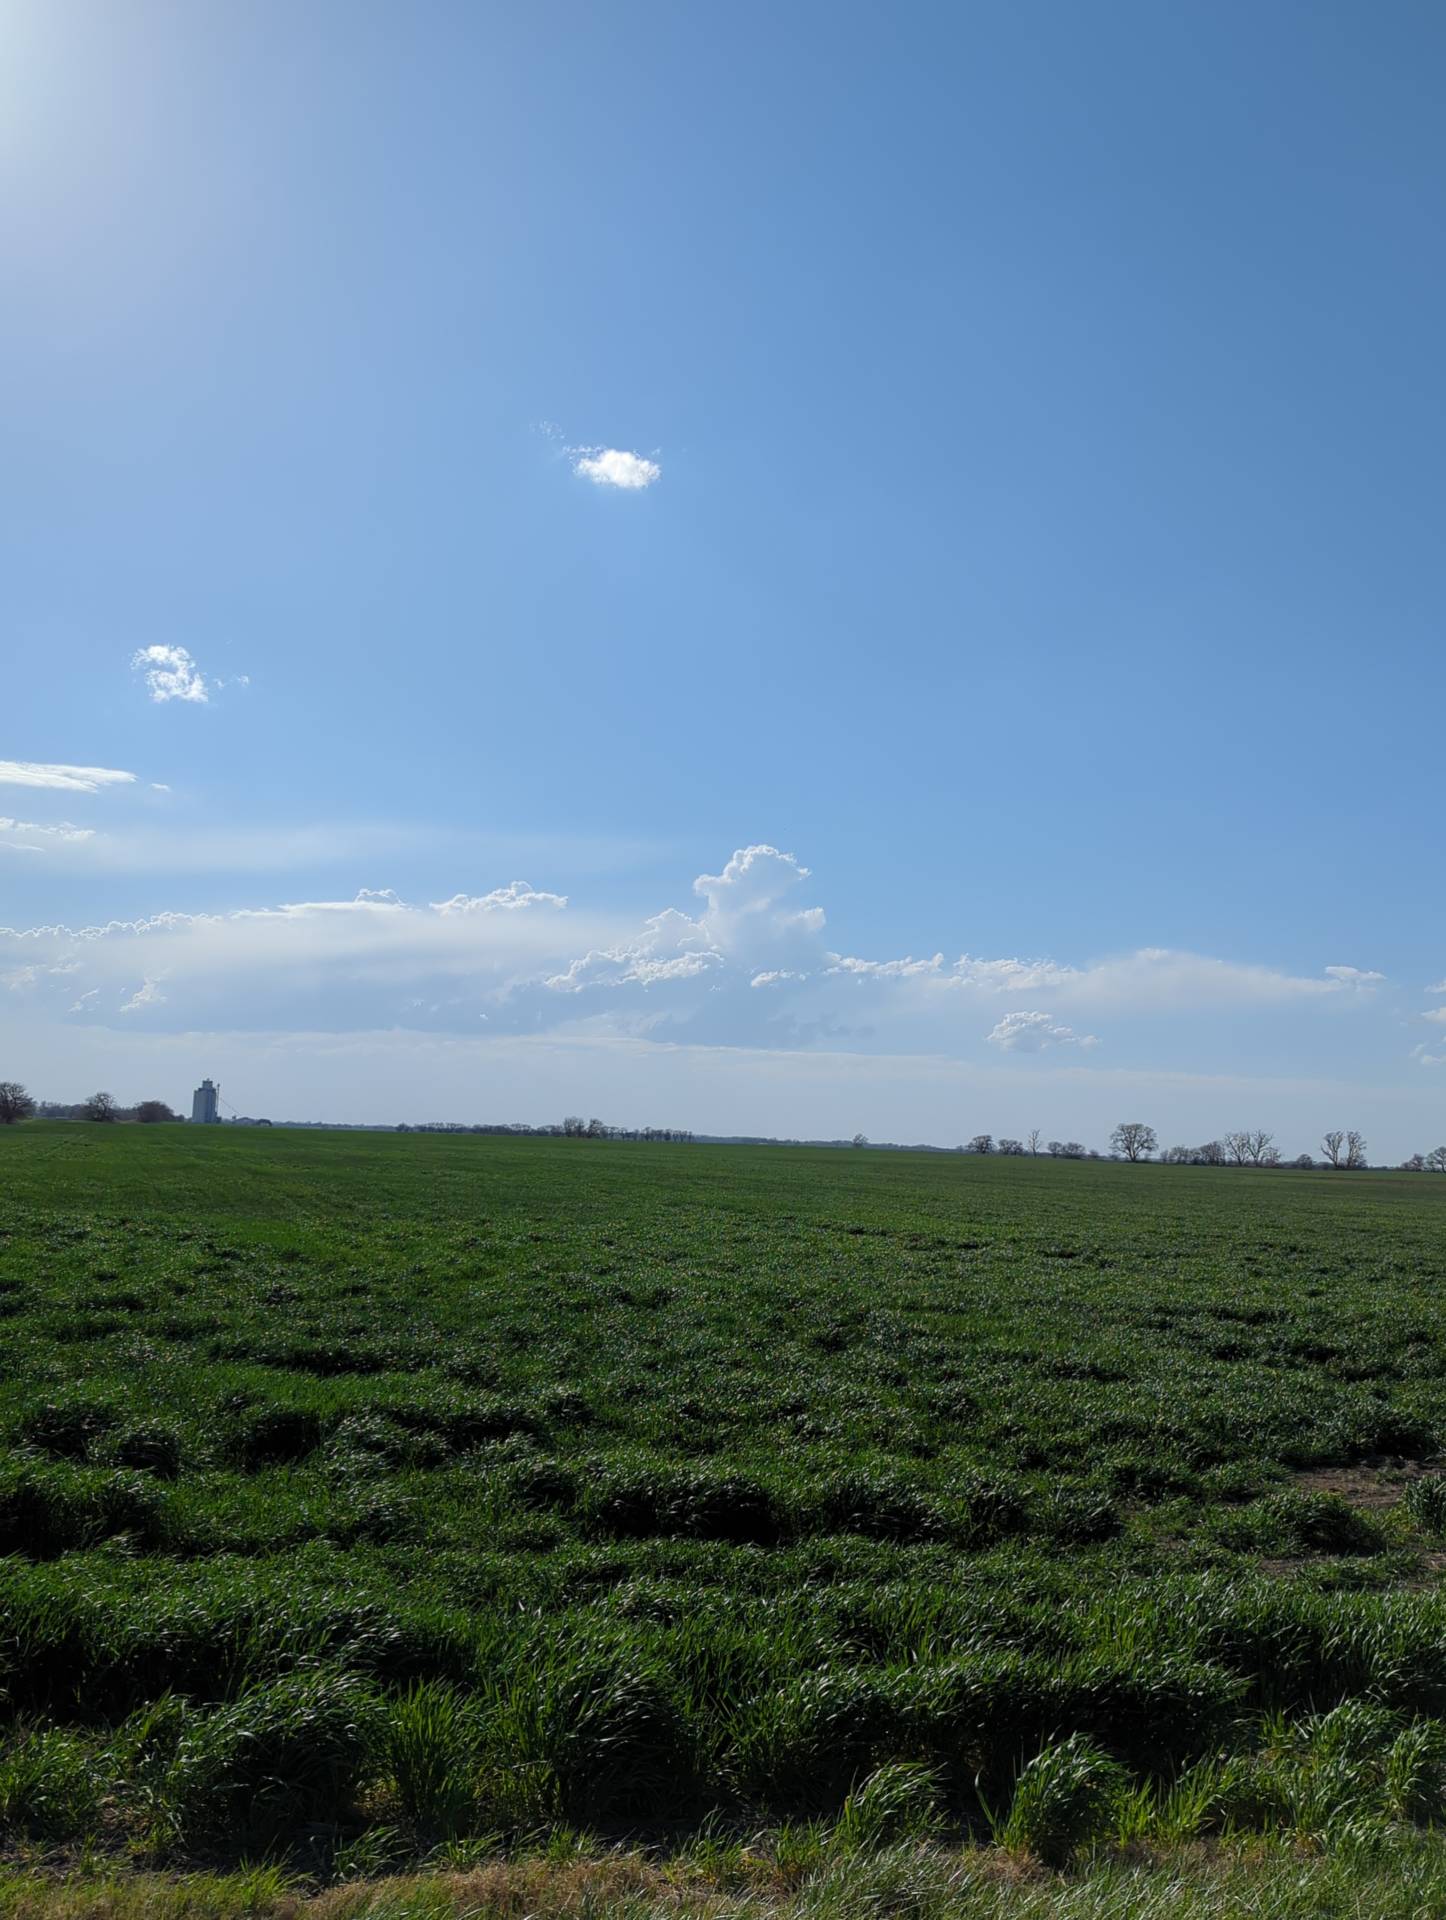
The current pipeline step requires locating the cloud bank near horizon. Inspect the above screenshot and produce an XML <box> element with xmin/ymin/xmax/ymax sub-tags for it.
<box><xmin>0</xmin><ymin>843</ymin><xmax>1391</xmax><ymax>1064</ymax></box>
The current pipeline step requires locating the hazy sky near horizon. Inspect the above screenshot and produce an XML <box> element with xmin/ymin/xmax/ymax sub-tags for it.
<box><xmin>3</xmin><ymin>0</ymin><xmax>1444</xmax><ymax>1153</ymax></box>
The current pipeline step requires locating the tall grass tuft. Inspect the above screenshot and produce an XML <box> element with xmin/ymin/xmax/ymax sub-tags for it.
<box><xmin>0</xmin><ymin>1728</ymin><xmax>102</xmax><ymax>1838</ymax></box>
<box><xmin>833</xmin><ymin>1760</ymin><xmax>944</xmax><ymax>1851</ymax></box>
<box><xmin>994</xmin><ymin>1733</ymin><xmax>1129</xmax><ymax>1867</ymax></box>
<box><xmin>384</xmin><ymin>1679</ymin><xmax>482</xmax><ymax>1836</ymax></box>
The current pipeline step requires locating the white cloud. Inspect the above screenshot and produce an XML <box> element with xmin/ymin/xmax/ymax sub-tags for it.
<box><xmin>573</xmin><ymin>448</ymin><xmax>661</xmax><ymax>490</ymax></box>
<box><xmin>0</xmin><ymin>761</ymin><xmax>136</xmax><ymax>793</ymax></box>
<box><xmin>694</xmin><ymin>844</ymin><xmax>825</xmax><ymax>962</ymax></box>
<box><xmin>986</xmin><ymin>1011</ymin><xmax>1099</xmax><ymax>1053</ymax></box>
<box><xmin>0</xmin><ymin>818</ymin><xmax>95</xmax><ymax>854</ymax></box>
<box><xmin>1422</xmin><ymin>1006</ymin><xmax>1446</xmax><ymax>1027</ymax></box>
<box><xmin>1428</xmin><ymin>980</ymin><xmax>1446</xmax><ymax>996</ymax></box>
<box><xmin>131</xmin><ymin>645</ymin><xmax>209</xmax><ymax>704</ymax></box>
<box><xmin>0</xmin><ymin>840</ymin><xmax>1403</xmax><ymax>1067</ymax></box>
<box><xmin>119</xmin><ymin>978</ymin><xmax>166</xmax><ymax>1013</ymax></box>
<box><xmin>432</xmin><ymin>882</ymin><xmax>568</xmax><ymax>914</ymax></box>
<box><xmin>68</xmin><ymin>988</ymin><xmax>99</xmax><ymax>1013</ymax></box>
<box><xmin>1412</xmin><ymin>1043</ymin><xmax>1446</xmax><ymax>1069</ymax></box>
<box><xmin>547</xmin><ymin>908</ymin><xmax>719</xmax><ymax>993</ymax></box>
<box><xmin>1323</xmin><ymin>965</ymin><xmax>1385</xmax><ymax>990</ymax></box>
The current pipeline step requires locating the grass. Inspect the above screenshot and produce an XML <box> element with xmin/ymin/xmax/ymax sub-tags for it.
<box><xmin>3</xmin><ymin>1121</ymin><xmax>1446</xmax><ymax>1906</ymax></box>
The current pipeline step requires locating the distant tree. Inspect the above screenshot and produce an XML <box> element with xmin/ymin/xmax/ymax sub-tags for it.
<box><xmin>1290</xmin><ymin>1153</ymin><xmax>1315</xmax><ymax>1170</ymax></box>
<box><xmin>1046</xmin><ymin>1140</ymin><xmax>1064</xmax><ymax>1157</ymax></box>
<box><xmin>1195</xmin><ymin>1140</ymin><xmax>1226</xmax><ymax>1166</ymax></box>
<box><xmin>1402</xmin><ymin>1154</ymin><xmax>1428</xmax><ymax>1172</ymax></box>
<box><xmin>851</xmin><ymin>1133</ymin><xmax>868</xmax><ymax>1149</ymax></box>
<box><xmin>135</xmin><ymin>1100</ymin><xmax>177</xmax><ymax>1124</ymax></box>
<box><xmin>83</xmin><ymin>1091</ymin><xmax>119</xmax><ymax>1123</ymax></box>
<box><xmin>0</xmin><ymin>1081</ymin><xmax>36</xmax><ymax>1125</ymax></box>
<box><xmin>1162</xmin><ymin>1144</ymin><xmax>1190</xmax><ymax>1164</ymax></box>
<box><xmin>1427</xmin><ymin>1146</ymin><xmax>1446</xmax><ymax>1173</ymax></box>
<box><xmin>1049</xmin><ymin>1140</ymin><xmax>1087</xmax><ymax>1160</ymax></box>
<box><xmin>998</xmin><ymin>1138</ymin><xmax>1025</xmax><ymax>1156</ymax></box>
<box><xmin>1223</xmin><ymin>1131</ymin><xmax>1249</xmax><ymax>1167</ymax></box>
<box><xmin>1026</xmin><ymin>1129</ymin><xmax>1042</xmax><ymax>1156</ymax></box>
<box><xmin>1111</xmin><ymin>1122</ymin><xmax>1157</xmax><ymax>1163</ymax></box>
<box><xmin>1345</xmin><ymin>1130</ymin><xmax>1369</xmax><ymax>1170</ymax></box>
<box><xmin>1322</xmin><ymin>1130</ymin><xmax>1346</xmax><ymax>1169</ymax></box>
<box><xmin>969</xmin><ymin>1134</ymin><xmax>994</xmax><ymax>1155</ymax></box>
<box><xmin>1244</xmin><ymin>1129</ymin><xmax>1275</xmax><ymax>1166</ymax></box>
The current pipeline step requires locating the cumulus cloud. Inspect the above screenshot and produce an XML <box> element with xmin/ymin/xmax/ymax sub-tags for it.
<box><xmin>1422</xmin><ymin>1007</ymin><xmax>1446</xmax><ymax>1027</ymax></box>
<box><xmin>433</xmin><ymin>883</ymin><xmax>568</xmax><ymax>914</ymax></box>
<box><xmin>0</xmin><ymin>841</ymin><xmax>1401</xmax><ymax>1060</ymax></box>
<box><xmin>1412</xmin><ymin>1043</ymin><xmax>1446</xmax><ymax>1069</ymax></box>
<box><xmin>132</xmin><ymin>645</ymin><xmax>208</xmax><ymax>703</ymax></box>
<box><xmin>986</xmin><ymin>1011</ymin><xmax>1099</xmax><ymax>1053</ymax></box>
<box><xmin>573</xmin><ymin>448</ymin><xmax>661</xmax><ymax>490</ymax></box>
<box><xmin>547</xmin><ymin>909</ymin><xmax>719</xmax><ymax>994</ymax></box>
<box><xmin>694</xmin><ymin>844</ymin><xmax>825</xmax><ymax>961</ymax></box>
<box><xmin>0</xmin><ymin>761</ymin><xmax>136</xmax><ymax>793</ymax></box>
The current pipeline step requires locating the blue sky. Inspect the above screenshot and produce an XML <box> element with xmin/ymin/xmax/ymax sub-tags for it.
<box><xmin>3</xmin><ymin>0</ymin><xmax>1444</xmax><ymax>1153</ymax></box>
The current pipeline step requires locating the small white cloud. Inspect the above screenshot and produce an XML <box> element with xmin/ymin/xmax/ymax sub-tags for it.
<box><xmin>119</xmin><ymin>977</ymin><xmax>167</xmax><ymax>1013</ymax></box>
<box><xmin>573</xmin><ymin>447</ymin><xmax>661</xmax><ymax>490</ymax></box>
<box><xmin>1422</xmin><ymin>1007</ymin><xmax>1446</xmax><ymax>1027</ymax></box>
<box><xmin>432</xmin><ymin>882</ymin><xmax>568</xmax><ymax>914</ymax></box>
<box><xmin>1323</xmin><ymin>965</ymin><xmax>1384</xmax><ymax>990</ymax></box>
<box><xmin>353</xmin><ymin>888</ymin><xmax>408</xmax><ymax>909</ymax></box>
<box><xmin>0</xmin><ymin>818</ymin><xmax>95</xmax><ymax>851</ymax></box>
<box><xmin>1412</xmin><ymin>1043</ymin><xmax>1446</xmax><ymax>1069</ymax></box>
<box><xmin>986</xmin><ymin>1011</ymin><xmax>1099</xmax><ymax>1053</ymax></box>
<box><xmin>151</xmin><ymin>783</ymin><xmax>171</xmax><ymax>793</ymax></box>
<box><xmin>1429</xmin><ymin>979</ymin><xmax>1446</xmax><ymax>996</ymax></box>
<box><xmin>0</xmin><ymin>760</ymin><xmax>135</xmax><ymax>792</ymax></box>
<box><xmin>132</xmin><ymin>645</ymin><xmax>209</xmax><ymax>704</ymax></box>
<box><xmin>751</xmin><ymin>969</ymin><xmax>805</xmax><ymax>988</ymax></box>
<box><xmin>68</xmin><ymin>988</ymin><xmax>99</xmax><ymax>1013</ymax></box>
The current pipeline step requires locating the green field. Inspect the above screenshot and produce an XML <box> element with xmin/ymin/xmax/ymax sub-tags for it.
<box><xmin>4</xmin><ymin>1123</ymin><xmax>1446</xmax><ymax>1910</ymax></box>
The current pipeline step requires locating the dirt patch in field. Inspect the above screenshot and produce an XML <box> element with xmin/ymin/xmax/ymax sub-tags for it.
<box><xmin>1290</xmin><ymin>1463</ymin><xmax>1433</xmax><ymax>1509</ymax></box>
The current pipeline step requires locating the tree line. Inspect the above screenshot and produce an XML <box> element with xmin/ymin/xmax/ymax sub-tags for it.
<box><xmin>0</xmin><ymin>1085</ymin><xmax>178</xmax><ymax>1126</ymax></box>
<box><xmin>956</xmin><ymin>1123</ymin><xmax>1446</xmax><ymax>1171</ymax></box>
<box><xmin>399</xmin><ymin>1117</ymin><xmax>697</xmax><ymax>1142</ymax></box>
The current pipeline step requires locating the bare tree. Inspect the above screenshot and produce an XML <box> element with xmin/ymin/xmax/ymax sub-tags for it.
<box><xmin>83</xmin><ymin>1091</ymin><xmax>119</xmax><ymax>1123</ymax></box>
<box><xmin>1290</xmin><ymin>1153</ymin><xmax>1315</xmax><ymax>1170</ymax></box>
<box><xmin>1223</xmin><ymin>1131</ymin><xmax>1250</xmax><ymax>1167</ymax></box>
<box><xmin>998</xmin><ymin>1138</ymin><xmax>1025</xmax><ymax>1155</ymax></box>
<box><xmin>1110</xmin><ymin>1122</ymin><xmax>1157</xmax><ymax>1163</ymax></box>
<box><xmin>1026</xmin><ymin>1129</ymin><xmax>1042</xmax><ymax>1156</ymax></box>
<box><xmin>851</xmin><ymin>1133</ymin><xmax>868</xmax><ymax>1149</ymax></box>
<box><xmin>0</xmin><ymin>1081</ymin><xmax>36</xmax><ymax>1125</ymax></box>
<box><xmin>1427</xmin><ymin>1146</ymin><xmax>1446</xmax><ymax>1173</ymax></box>
<box><xmin>135</xmin><ymin>1100</ymin><xmax>177</xmax><ymax>1123</ymax></box>
<box><xmin>1402</xmin><ymin>1154</ymin><xmax>1428</xmax><ymax>1172</ymax></box>
<box><xmin>1345</xmin><ymin>1130</ymin><xmax>1368</xmax><ymax>1170</ymax></box>
<box><xmin>1322</xmin><ymin>1130</ymin><xmax>1346</xmax><ymax>1169</ymax></box>
<box><xmin>1244</xmin><ymin>1129</ymin><xmax>1275</xmax><ymax>1166</ymax></box>
<box><xmin>968</xmin><ymin>1133</ymin><xmax>994</xmax><ymax>1155</ymax></box>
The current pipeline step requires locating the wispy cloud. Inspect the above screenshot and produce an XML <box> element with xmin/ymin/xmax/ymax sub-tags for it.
<box><xmin>132</xmin><ymin>645</ymin><xmax>209</xmax><ymax>703</ymax></box>
<box><xmin>573</xmin><ymin>447</ymin><xmax>661</xmax><ymax>490</ymax></box>
<box><xmin>986</xmin><ymin>1011</ymin><xmax>1099</xmax><ymax>1052</ymax></box>
<box><xmin>0</xmin><ymin>818</ymin><xmax>95</xmax><ymax>853</ymax></box>
<box><xmin>119</xmin><ymin>978</ymin><xmax>166</xmax><ymax>1013</ymax></box>
<box><xmin>0</xmin><ymin>761</ymin><xmax>136</xmax><ymax>793</ymax></box>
